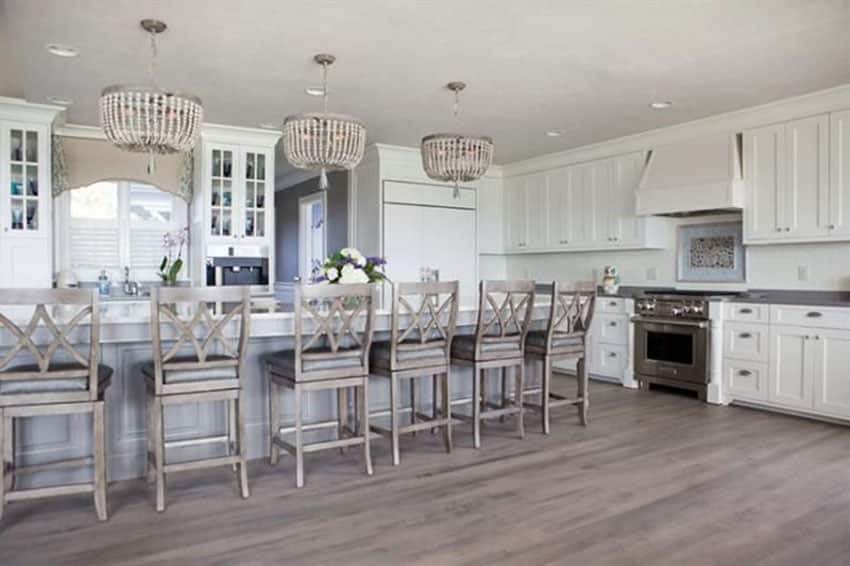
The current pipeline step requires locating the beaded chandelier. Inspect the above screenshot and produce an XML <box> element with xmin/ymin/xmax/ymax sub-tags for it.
<box><xmin>283</xmin><ymin>54</ymin><xmax>366</xmax><ymax>190</ymax></box>
<box><xmin>421</xmin><ymin>82</ymin><xmax>494</xmax><ymax>195</ymax></box>
<box><xmin>100</xmin><ymin>19</ymin><xmax>203</xmax><ymax>174</ymax></box>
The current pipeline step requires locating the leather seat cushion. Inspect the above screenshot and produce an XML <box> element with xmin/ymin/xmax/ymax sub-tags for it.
<box><xmin>451</xmin><ymin>335</ymin><xmax>522</xmax><ymax>359</ymax></box>
<box><xmin>370</xmin><ymin>340</ymin><xmax>447</xmax><ymax>368</ymax></box>
<box><xmin>264</xmin><ymin>349</ymin><xmax>365</xmax><ymax>374</ymax></box>
<box><xmin>526</xmin><ymin>330</ymin><xmax>585</xmax><ymax>351</ymax></box>
<box><xmin>141</xmin><ymin>355</ymin><xmax>238</xmax><ymax>384</ymax></box>
<box><xmin>0</xmin><ymin>363</ymin><xmax>113</xmax><ymax>394</ymax></box>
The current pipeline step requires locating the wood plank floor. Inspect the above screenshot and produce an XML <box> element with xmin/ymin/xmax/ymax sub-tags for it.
<box><xmin>2</xmin><ymin>379</ymin><xmax>850</xmax><ymax>566</ymax></box>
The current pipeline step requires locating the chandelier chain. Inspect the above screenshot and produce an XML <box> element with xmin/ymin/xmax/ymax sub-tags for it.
<box><xmin>322</xmin><ymin>61</ymin><xmax>329</xmax><ymax>115</ymax></box>
<box><xmin>148</xmin><ymin>28</ymin><xmax>158</xmax><ymax>87</ymax></box>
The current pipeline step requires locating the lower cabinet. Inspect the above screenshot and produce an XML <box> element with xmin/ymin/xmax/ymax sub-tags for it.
<box><xmin>725</xmin><ymin>312</ymin><xmax>850</xmax><ymax>420</ymax></box>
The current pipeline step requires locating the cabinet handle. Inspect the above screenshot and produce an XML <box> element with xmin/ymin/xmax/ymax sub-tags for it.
<box><xmin>739</xmin><ymin>332</ymin><xmax>752</xmax><ymax>339</ymax></box>
<box><xmin>806</xmin><ymin>311</ymin><xmax>823</xmax><ymax>318</ymax></box>
<box><xmin>775</xmin><ymin>227</ymin><xmax>782</xmax><ymax>232</ymax></box>
<box><xmin>739</xmin><ymin>308</ymin><xmax>753</xmax><ymax>314</ymax></box>
<box><xmin>609</xmin><ymin>301</ymin><xmax>618</xmax><ymax>307</ymax></box>
<box><xmin>738</xmin><ymin>369</ymin><xmax>752</xmax><ymax>377</ymax></box>
<box><xmin>609</xmin><ymin>321</ymin><xmax>617</xmax><ymax>327</ymax></box>
<box><xmin>608</xmin><ymin>352</ymin><xmax>617</xmax><ymax>358</ymax></box>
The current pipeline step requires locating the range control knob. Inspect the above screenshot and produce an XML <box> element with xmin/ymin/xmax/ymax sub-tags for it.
<box><xmin>671</xmin><ymin>306</ymin><xmax>683</xmax><ymax>316</ymax></box>
<box><xmin>692</xmin><ymin>304</ymin><xmax>705</xmax><ymax>314</ymax></box>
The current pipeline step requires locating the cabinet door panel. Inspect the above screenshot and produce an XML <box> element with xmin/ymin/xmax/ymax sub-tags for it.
<box><xmin>422</xmin><ymin>206</ymin><xmax>477</xmax><ymax>307</ymax></box>
<box><xmin>744</xmin><ymin>124</ymin><xmax>784</xmax><ymax>241</ymax></box>
<box><xmin>570</xmin><ymin>163</ymin><xmax>596</xmax><ymax>247</ymax></box>
<box><xmin>612</xmin><ymin>151</ymin><xmax>645</xmax><ymax>245</ymax></box>
<box><xmin>812</xmin><ymin>329</ymin><xmax>850</xmax><ymax>417</ymax></box>
<box><xmin>592</xmin><ymin>159</ymin><xmax>612</xmax><ymax>247</ymax></box>
<box><xmin>525</xmin><ymin>173</ymin><xmax>548</xmax><ymax>249</ymax></box>
<box><xmin>768</xmin><ymin>326</ymin><xmax>813</xmax><ymax>409</ymax></box>
<box><xmin>829</xmin><ymin>110</ymin><xmax>850</xmax><ymax>235</ymax></box>
<box><xmin>547</xmin><ymin>167</ymin><xmax>572</xmax><ymax>247</ymax></box>
<box><xmin>383</xmin><ymin>203</ymin><xmax>425</xmax><ymax>292</ymax></box>
<box><xmin>785</xmin><ymin>115</ymin><xmax>829</xmax><ymax>239</ymax></box>
<box><xmin>505</xmin><ymin>177</ymin><xmax>527</xmax><ymax>250</ymax></box>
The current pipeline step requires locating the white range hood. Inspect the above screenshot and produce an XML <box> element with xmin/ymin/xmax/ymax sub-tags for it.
<box><xmin>636</xmin><ymin>132</ymin><xmax>744</xmax><ymax>216</ymax></box>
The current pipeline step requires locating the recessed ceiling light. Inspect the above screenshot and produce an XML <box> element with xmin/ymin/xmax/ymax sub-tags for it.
<box><xmin>46</xmin><ymin>43</ymin><xmax>80</xmax><ymax>57</ymax></box>
<box><xmin>47</xmin><ymin>96</ymin><xmax>73</xmax><ymax>105</ymax></box>
<box><xmin>546</xmin><ymin>130</ymin><xmax>564</xmax><ymax>137</ymax></box>
<box><xmin>305</xmin><ymin>86</ymin><xmax>326</xmax><ymax>97</ymax></box>
<box><xmin>259</xmin><ymin>122</ymin><xmax>280</xmax><ymax>130</ymax></box>
<box><xmin>649</xmin><ymin>101</ymin><xmax>673</xmax><ymax>109</ymax></box>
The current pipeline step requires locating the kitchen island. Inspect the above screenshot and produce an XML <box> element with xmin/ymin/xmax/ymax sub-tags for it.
<box><xmin>2</xmin><ymin>300</ymin><xmax>551</xmax><ymax>486</ymax></box>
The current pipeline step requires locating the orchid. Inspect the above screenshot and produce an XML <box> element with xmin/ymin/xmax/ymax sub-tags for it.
<box><xmin>158</xmin><ymin>227</ymin><xmax>188</xmax><ymax>285</ymax></box>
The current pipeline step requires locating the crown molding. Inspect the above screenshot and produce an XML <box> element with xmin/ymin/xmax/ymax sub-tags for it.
<box><xmin>201</xmin><ymin>122</ymin><xmax>281</xmax><ymax>147</ymax></box>
<box><xmin>0</xmin><ymin>96</ymin><xmax>65</xmax><ymax>124</ymax></box>
<box><xmin>54</xmin><ymin>123</ymin><xmax>106</xmax><ymax>140</ymax></box>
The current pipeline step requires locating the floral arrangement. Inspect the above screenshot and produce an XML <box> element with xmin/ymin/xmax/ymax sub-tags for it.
<box><xmin>314</xmin><ymin>247</ymin><xmax>387</xmax><ymax>284</ymax></box>
<box><xmin>158</xmin><ymin>227</ymin><xmax>188</xmax><ymax>285</ymax></box>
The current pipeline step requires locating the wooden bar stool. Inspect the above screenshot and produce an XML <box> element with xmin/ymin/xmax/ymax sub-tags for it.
<box><xmin>266</xmin><ymin>283</ymin><xmax>376</xmax><ymax>488</ymax></box>
<box><xmin>141</xmin><ymin>286</ymin><xmax>251</xmax><ymax>512</ymax></box>
<box><xmin>370</xmin><ymin>281</ymin><xmax>459</xmax><ymax>466</ymax></box>
<box><xmin>524</xmin><ymin>282</ymin><xmax>596</xmax><ymax>433</ymax></box>
<box><xmin>0</xmin><ymin>289</ymin><xmax>110</xmax><ymax>522</ymax></box>
<box><xmin>451</xmin><ymin>280</ymin><xmax>535</xmax><ymax>448</ymax></box>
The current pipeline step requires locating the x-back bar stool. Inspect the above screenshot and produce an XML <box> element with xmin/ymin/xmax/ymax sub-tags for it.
<box><xmin>525</xmin><ymin>282</ymin><xmax>596</xmax><ymax>433</ymax></box>
<box><xmin>370</xmin><ymin>281</ymin><xmax>459</xmax><ymax>466</ymax></box>
<box><xmin>0</xmin><ymin>289</ymin><xmax>110</xmax><ymax>521</ymax></box>
<box><xmin>451</xmin><ymin>280</ymin><xmax>535</xmax><ymax>448</ymax></box>
<box><xmin>266</xmin><ymin>283</ymin><xmax>376</xmax><ymax>488</ymax></box>
<box><xmin>142</xmin><ymin>286</ymin><xmax>251</xmax><ymax>512</ymax></box>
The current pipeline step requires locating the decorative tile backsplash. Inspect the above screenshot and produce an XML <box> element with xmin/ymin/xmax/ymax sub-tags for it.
<box><xmin>689</xmin><ymin>236</ymin><xmax>735</xmax><ymax>269</ymax></box>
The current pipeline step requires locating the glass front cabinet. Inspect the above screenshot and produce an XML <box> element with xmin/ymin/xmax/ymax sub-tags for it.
<box><xmin>0</xmin><ymin>102</ymin><xmax>59</xmax><ymax>288</ymax></box>
<box><xmin>203</xmin><ymin>143</ymin><xmax>273</xmax><ymax>243</ymax></box>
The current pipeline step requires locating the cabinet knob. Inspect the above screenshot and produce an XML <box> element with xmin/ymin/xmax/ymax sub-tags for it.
<box><xmin>608</xmin><ymin>352</ymin><xmax>617</xmax><ymax>358</ymax></box>
<box><xmin>739</xmin><ymin>308</ymin><xmax>753</xmax><ymax>314</ymax></box>
<box><xmin>738</xmin><ymin>369</ymin><xmax>752</xmax><ymax>377</ymax></box>
<box><xmin>739</xmin><ymin>332</ymin><xmax>752</xmax><ymax>339</ymax></box>
<box><xmin>785</xmin><ymin>227</ymin><xmax>791</xmax><ymax>232</ymax></box>
<box><xmin>609</xmin><ymin>321</ymin><xmax>617</xmax><ymax>327</ymax></box>
<box><xmin>806</xmin><ymin>311</ymin><xmax>823</xmax><ymax>318</ymax></box>
<box><xmin>829</xmin><ymin>224</ymin><xmax>836</xmax><ymax>229</ymax></box>
<box><xmin>776</xmin><ymin>227</ymin><xmax>782</xmax><ymax>232</ymax></box>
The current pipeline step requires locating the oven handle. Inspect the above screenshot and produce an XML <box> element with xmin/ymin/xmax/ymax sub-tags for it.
<box><xmin>631</xmin><ymin>316</ymin><xmax>709</xmax><ymax>329</ymax></box>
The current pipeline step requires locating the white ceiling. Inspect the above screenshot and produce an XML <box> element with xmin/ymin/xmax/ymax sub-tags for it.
<box><xmin>3</xmin><ymin>0</ymin><xmax>850</xmax><ymax>165</ymax></box>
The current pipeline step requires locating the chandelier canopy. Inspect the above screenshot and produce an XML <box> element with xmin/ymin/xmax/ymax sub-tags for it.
<box><xmin>283</xmin><ymin>54</ymin><xmax>366</xmax><ymax>190</ymax></box>
<box><xmin>421</xmin><ymin>82</ymin><xmax>494</xmax><ymax>192</ymax></box>
<box><xmin>100</xmin><ymin>19</ymin><xmax>203</xmax><ymax>172</ymax></box>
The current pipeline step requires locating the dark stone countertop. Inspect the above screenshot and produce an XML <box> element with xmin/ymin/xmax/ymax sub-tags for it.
<box><xmin>727</xmin><ymin>289</ymin><xmax>850</xmax><ymax>307</ymax></box>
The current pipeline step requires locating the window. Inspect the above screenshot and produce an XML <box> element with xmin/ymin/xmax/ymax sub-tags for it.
<box><xmin>66</xmin><ymin>180</ymin><xmax>186</xmax><ymax>281</ymax></box>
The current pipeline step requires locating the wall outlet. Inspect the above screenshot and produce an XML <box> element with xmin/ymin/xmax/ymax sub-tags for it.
<box><xmin>797</xmin><ymin>265</ymin><xmax>810</xmax><ymax>282</ymax></box>
<box><xmin>646</xmin><ymin>267</ymin><xmax>657</xmax><ymax>281</ymax></box>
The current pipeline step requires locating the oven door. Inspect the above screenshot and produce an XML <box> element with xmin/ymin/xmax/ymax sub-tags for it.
<box><xmin>633</xmin><ymin>318</ymin><xmax>709</xmax><ymax>384</ymax></box>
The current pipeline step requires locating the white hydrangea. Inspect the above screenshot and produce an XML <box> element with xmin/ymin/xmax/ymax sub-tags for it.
<box><xmin>339</xmin><ymin>263</ymin><xmax>369</xmax><ymax>284</ymax></box>
<box><xmin>325</xmin><ymin>267</ymin><xmax>339</xmax><ymax>281</ymax></box>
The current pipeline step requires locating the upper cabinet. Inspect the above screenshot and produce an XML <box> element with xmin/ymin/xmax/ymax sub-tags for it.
<box><xmin>744</xmin><ymin>112</ymin><xmax>837</xmax><ymax>244</ymax></box>
<box><xmin>0</xmin><ymin>100</ymin><xmax>62</xmax><ymax>288</ymax></box>
<box><xmin>504</xmin><ymin>151</ymin><xmax>666</xmax><ymax>253</ymax></box>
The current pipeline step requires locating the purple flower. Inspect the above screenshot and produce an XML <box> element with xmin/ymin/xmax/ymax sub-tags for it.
<box><xmin>367</xmin><ymin>256</ymin><xmax>387</xmax><ymax>265</ymax></box>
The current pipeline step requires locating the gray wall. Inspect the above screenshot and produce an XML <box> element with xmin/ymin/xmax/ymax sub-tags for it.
<box><xmin>274</xmin><ymin>171</ymin><xmax>348</xmax><ymax>283</ymax></box>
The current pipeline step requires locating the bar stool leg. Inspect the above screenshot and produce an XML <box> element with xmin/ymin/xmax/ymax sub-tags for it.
<box><xmin>578</xmin><ymin>356</ymin><xmax>589</xmax><ymax>426</ymax></box>
<box><xmin>3</xmin><ymin>412</ymin><xmax>13</xmax><ymax>492</ymax></box>
<box><xmin>442</xmin><ymin>370</ymin><xmax>452</xmax><ymax>453</ymax></box>
<box><xmin>237</xmin><ymin>392</ymin><xmax>250</xmax><ymax>499</ymax></box>
<box><xmin>294</xmin><ymin>384</ymin><xmax>304</xmax><ymax>488</ymax></box>
<box><xmin>390</xmin><ymin>374</ymin><xmax>400</xmax><ymax>466</ymax></box>
<box><xmin>153</xmin><ymin>396</ymin><xmax>166</xmax><ymax>512</ymax></box>
<box><xmin>500</xmin><ymin>367</ymin><xmax>508</xmax><ymax>422</ymax></box>
<box><xmin>360</xmin><ymin>379</ymin><xmax>373</xmax><ymax>476</ymax></box>
<box><xmin>146</xmin><ymin>398</ymin><xmax>155</xmax><ymax>483</ymax></box>
<box><xmin>515</xmin><ymin>362</ymin><xmax>525</xmax><ymax>439</ymax></box>
<box><xmin>472</xmin><ymin>365</ymin><xmax>482</xmax><ymax>449</ymax></box>
<box><xmin>0</xmin><ymin>410</ymin><xmax>5</xmax><ymax>520</ymax></box>
<box><xmin>93</xmin><ymin>401</ymin><xmax>108</xmax><ymax>521</ymax></box>
<box><xmin>228</xmin><ymin>398</ymin><xmax>237</xmax><ymax>472</ymax></box>
<box><xmin>409</xmin><ymin>378</ymin><xmax>417</xmax><ymax>436</ymax></box>
<box><xmin>269</xmin><ymin>378</ymin><xmax>280</xmax><ymax>466</ymax></box>
<box><xmin>431</xmin><ymin>374</ymin><xmax>438</xmax><ymax>434</ymax></box>
<box><xmin>337</xmin><ymin>386</ymin><xmax>348</xmax><ymax>455</ymax></box>
<box><xmin>542</xmin><ymin>356</ymin><xmax>552</xmax><ymax>435</ymax></box>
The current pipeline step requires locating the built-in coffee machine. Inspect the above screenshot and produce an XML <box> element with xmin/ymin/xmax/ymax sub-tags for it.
<box><xmin>205</xmin><ymin>245</ymin><xmax>269</xmax><ymax>287</ymax></box>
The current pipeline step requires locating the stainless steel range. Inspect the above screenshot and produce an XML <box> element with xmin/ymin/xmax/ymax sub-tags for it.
<box><xmin>632</xmin><ymin>290</ymin><xmax>737</xmax><ymax>400</ymax></box>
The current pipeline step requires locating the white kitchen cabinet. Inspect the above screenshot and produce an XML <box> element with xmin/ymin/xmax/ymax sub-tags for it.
<box><xmin>724</xmin><ymin>359</ymin><xmax>769</xmax><ymax>402</ymax></box>
<box><xmin>811</xmin><ymin>329</ymin><xmax>850</xmax><ymax>418</ymax></box>
<box><xmin>743</xmin><ymin>114</ymin><xmax>830</xmax><ymax>243</ymax></box>
<box><xmin>504</xmin><ymin>152</ymin><xmax>665</xmax><ymax>253</ymax></box>
<box><xmin>0</xmin><ymin>101</ymin><xmax>61</xmax><ymax>288</ymax></box>
<box><xmin>768</xmin><ymin>325</ymin><xmax>814</xmax><ymax>410</ymax></box>
<box><xmin>829</xmin><ymin>109</ymin><xmax>850</xmax><ymax>237</ymax></box>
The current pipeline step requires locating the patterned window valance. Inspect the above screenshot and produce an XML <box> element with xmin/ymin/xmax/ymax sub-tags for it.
<box><xmin>51</xmin><ymin>135</ymin><xmax>193</xmax><ymax>203</ymax></box>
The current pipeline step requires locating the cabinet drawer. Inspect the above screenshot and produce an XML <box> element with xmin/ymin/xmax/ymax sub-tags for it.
<box><xmin>724</xmin><ymin>360</ymin><xmax>768</xmax><ymax>401</ymax></box>
<box><xmin>596</xmin><ymin>297</ymin><xmax>627</xmax><ymax>314</ymax></box>
<box><xmin>725</xmin><ymin>303</ymin><xmax>769</xmax><ymax>324</ymax></box>
<box><xmin>770</xmin><ymin>305</ymin><xmax>850</xmax><ymax>329</ymax></box>
<box><xmin>724</xmin><ymin>323</ymin><xmax>769</xmax><ymax>363</ymax></box>
<box><xmin>590</xmin><ymin>343</ymin><xmax>628</xmax><ymax>379</ymax></box>
<box><xmin>595</xmin><ymin>314</ymin><xmax>629</xmax><ymax>344</ymax></box>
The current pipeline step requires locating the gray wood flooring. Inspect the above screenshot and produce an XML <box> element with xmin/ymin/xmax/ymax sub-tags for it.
<box><xmin>2</xmin><ymin>379</ymin><xmax>850</xmax><ymax>566</ymax></box>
